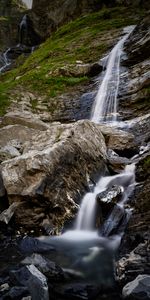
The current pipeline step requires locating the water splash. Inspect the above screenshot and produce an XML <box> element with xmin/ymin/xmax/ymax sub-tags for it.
<box><xmin>91</xmin><ymin>26</ymin><xmax>135</xmax><ymax>123</ymax></box>
<box><xmin>75</xmin><ymin>163</ymin><xmax>135</xmax><ymax>231</ymax></box>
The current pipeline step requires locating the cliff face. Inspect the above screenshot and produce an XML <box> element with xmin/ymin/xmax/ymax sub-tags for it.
<box><xmin>30</xmin><ymin>0</ymin><xmax>104</xmax><ymax>41</ymax></box>
<box><xmin>0</xmin><ymin>0</ymin><xmax>26</xmax><ymax>50</ymax></box>
<box><xmin>30</xmin><ymin>0</ymin><xmax>150</xmax><ymax>40</ymax></box>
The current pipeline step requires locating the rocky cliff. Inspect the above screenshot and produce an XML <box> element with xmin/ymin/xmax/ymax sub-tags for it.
<box><xmin>0</xmin><ymin>0</ymin><xmax>26</xmax><ymax>50</ymax></box>
<box><xmin>30</xmin><ymin>0</ymin><xmax>150</xmax><ymax>40</ymax></box>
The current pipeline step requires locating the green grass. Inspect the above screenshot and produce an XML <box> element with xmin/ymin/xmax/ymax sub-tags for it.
<box><xmin>0</xmin><ymin>6</ymin><xmax>147</xmax><ymax>115</ymax></box>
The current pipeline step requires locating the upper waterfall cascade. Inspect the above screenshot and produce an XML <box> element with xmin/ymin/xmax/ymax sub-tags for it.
<box><xmin>91</xmin><ymin>25</ymin><xmax>135</xmax><ymax>123</ymax></box>
<box><xmin>22</xmin><ymin>0</ymin><xmax>33</xmax><ymax>9</ymax></box>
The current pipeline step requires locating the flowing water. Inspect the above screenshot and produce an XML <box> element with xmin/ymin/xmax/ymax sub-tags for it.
<box><xmin>0</xmin><ymin>26</ymin><xmax>137</xmax><ymax>287</ymax></box>
<box><xmin>0</xmin><ymin>48</ymin><xmax>11</xmax><ymax>73</ymax></box>
<box><xmin>36</xmin><ymin>27</ymin><xmax>137</xmax><ymax>284</ymax></box>
<box><xmin>91</xmin><ymin>26</ymin><xmax>135</xmax><ymax>123</ymax></box>
<box><xmin>22</xmin><ymin>0</ymin><xmax>33</xmax><ymax>9</ymax></box>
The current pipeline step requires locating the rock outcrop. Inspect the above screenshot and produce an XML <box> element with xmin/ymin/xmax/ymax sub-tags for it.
<box><xmin>1</xmin><ymin>117</ymin><xmax>107</xmax><ymax>231</ymax></box>
<box><xmin>118</xmin><ymin>17</ymin><xmax>150</xmax><ymax>120</ymax></box>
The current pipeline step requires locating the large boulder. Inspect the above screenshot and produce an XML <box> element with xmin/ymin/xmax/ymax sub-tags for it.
<box><xmin>122</xmin><ymin>274</ymin><xmax>150</xmax><ymax>299</ymax></box>
<box><xmin>1</xmin><ymin>120</ymin><xmax>107</xmax><ymax>231</ymax></box>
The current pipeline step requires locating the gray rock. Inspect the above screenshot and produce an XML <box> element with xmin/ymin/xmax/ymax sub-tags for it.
<box><xmin>117</xmin><ymin>242</ymin><xmax>150</xmax><ymax>284</ymax></box>
<box><xmin>0</xmin><ymin>283</ymin><xmax>9</xmax><ymax>292</ymax></box>
<box><xmin>22</xmin><ymin>253</ymin><xmax>65</xmax><ymax>280</ymax></box>
<box><xmin>122</xmin><ymin>274</ymin><xmax>150</xmax><ymax>299</ymax></box>
<box><xmin>0</xmin><ymin>202</ymin><xmax>20</xmax><ymax>224</ymax></box>
<box><xmin>3</xmin><ymin>286</ymin><xmax>29</xmax><ymax>299</ymax></box>
<box><xmin>10</xmin><ymin>265</ymin><xmax>49</xmax><ymax>300</ymax></box>
<box><xmin>1</xmin><ymin>120</ymin><xmax>107</xmax><ymax>230</ymax></box>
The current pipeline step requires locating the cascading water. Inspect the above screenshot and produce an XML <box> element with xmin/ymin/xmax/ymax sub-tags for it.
<box><xmin>0</xmin><ymin>48</ymin><xmax>11</xmax><ymax>73</ymax></box>
<box><xmin>91</xmin><ymin>26</ymin><xmax>135</xmax><ymax>123</ymax></box>
<box><xmin>22</xmin><ymin>0</ymin><xmax>33</xmax><ymax>9</ymax></box>
<box><xmin>19</xmin><ymin>14</ymin><xmax>28</xmax><ymax>45</ymax></box>
<box><xmin>75</xmin><ymin>163</ymin><xmax>135</xmax><ymax>232</ymax></box>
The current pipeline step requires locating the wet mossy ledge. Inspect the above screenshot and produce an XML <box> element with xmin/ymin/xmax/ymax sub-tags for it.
<box><xmin>0</xmin><ymin>6</ymin><xmax>147</xmax><ymax>116</ymax></box>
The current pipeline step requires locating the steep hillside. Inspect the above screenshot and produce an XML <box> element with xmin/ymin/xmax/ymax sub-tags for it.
<box><xmin>0</xmin><ymin>6</ymin><xmax>147</xmax><ymax>119</ymax></box>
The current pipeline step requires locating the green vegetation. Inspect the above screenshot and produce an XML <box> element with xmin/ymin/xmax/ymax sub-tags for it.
<box><xmin>0</xmin><ymin>6</ymin><xmax>147</xmax><ymax>115</ymax></box>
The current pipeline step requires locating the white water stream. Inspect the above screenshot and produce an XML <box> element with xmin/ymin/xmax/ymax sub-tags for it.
<box><xmin>75</xmin><ymin>164</ymin><xmax>135</xmax><ymax>232</ymax></box>
<box><xmin>91</xmin><ymin>26</ymin><xmax>135</xmax><ymax>123</ymax></box>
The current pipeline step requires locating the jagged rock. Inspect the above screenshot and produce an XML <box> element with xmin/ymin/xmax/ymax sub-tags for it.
<box><xmin>0</xmin><ymin>202</ymin><xmax>21</xmax><ymax>224</ymax></box>
<box><xmin>118</xmin><ymin>60</ymin><xmax>150</xmax><ymax>120</ymax></box>
<box><xmin>126</xmin><ymin>114</ymin><xmax>150</xmax><ymax>145</ymax></box>
<box><xmin>10</xmin><ymin>265</ymin><xmax>49</xmax><ymax>300</ymax></box>
<box><xmin>98</xmin><ymin>124</ymin><xmax>137</xmax><ymax>158</ymax></box>
<box><xmin>117</xmin><ymin>242</ymin><xmax>150</xmax><ymax>284</ymax></box>
<box><xmin>97</xmin><ymin>185</ymin><xmax>123</xmax><ymax>204</ymax></box>
<box><xmin>96</xmin><ymin>186</ymin><xmax>123</xmax><ymax>224</ymax></box>
<box><xmin>100</xmin><ymin>204</ymin><xmax>126</xmax><ymax>236</ymax></box>
<box><xmin>122</xmin><ymin>274</ymin><xmax>150</xmax><ymax>299</ymax></box>
<box><xmin>1</xmin><ymin>120</ymin><xmax>107</xmax><ymax>230</ymax></box>
<box><xmin>125</xmin><ymin>16</ymin><xmax>150</xmax><ymax>65</ymax></box>
<box><xmin>22</xmin><ymin>254</ymin><xmax>65</xmax><ymax>281</ymax></box>
<box><xmin>118</xmin><ymin>16</ymin><xmax>150</xmax><ymax>120</ymax></box>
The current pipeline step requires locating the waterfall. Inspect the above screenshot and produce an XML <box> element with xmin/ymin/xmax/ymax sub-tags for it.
<box><xmin>75</xmin><ymin>163</ymin><xmax>135</xmax><ymax>232</ymax></box>
<box><xmin>22</xmin><ymin>0</ymin><xmax>33</xmax><ymax>9</ymax></box>
<box><xmin>0</xmin><ymin>48</ymin><xmax>11</xmax><ymax>73</ymax></box>
<box><xmin>19</xmin><ymin>14</ymin><xmax>28</xmax><ymax>45</ymax></box>
<box><xmin>91</xmin><ymin>26</ymin><xmax>135</xmax><ymax>123</ymax></box>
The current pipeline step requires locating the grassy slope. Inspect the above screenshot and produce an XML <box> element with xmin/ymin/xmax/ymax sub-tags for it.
<box><xmin>0</xmin><ymin>6</ymin><xmax>146</xmax><ymax>115</ymax></box>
